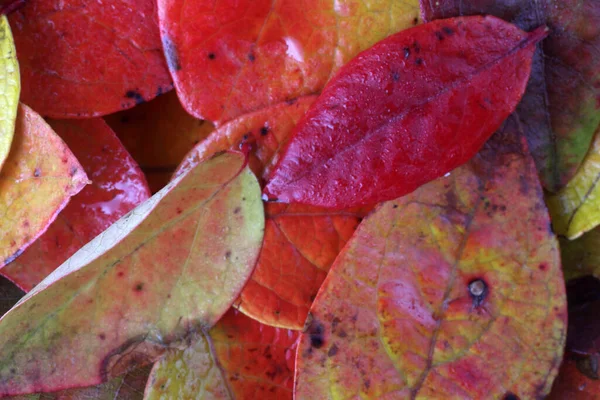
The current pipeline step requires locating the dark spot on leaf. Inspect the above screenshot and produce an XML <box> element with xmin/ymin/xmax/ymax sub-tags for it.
<box><xmin>4</xmin><ymin>248</ymin><xmax>23</xmax><ymax>265</ymax></box>
<box><xmin>442</xmin><ymin>26</ymin><xmax>454</xmax><ymax>35</ymax></box>
<box><xmin>538</xmin><ymin>263</ymin><xmax>547</xmax><ymax>271</ymax></box>
<box><xmin>225</xmin><ymin>250</ymin><xmax>232</xmax><ymax>259</ymax></box>
<box><xmin>117</xmin><ymin>271</ymin><xmax>124</xmax><ymax>278</ymax></box>
<box><xmin>99</xmin><ymin>333</ymin><xmax>106</xmax><ymax>340</ymax></box>
<box><xmin>134</xmin><ymin>283</ymin><xmax>144</xmax><ymax>292</ymax></box>
<box><xmin>503</xmin><ymin>393</ymin><xmax>519</xmax><ymax>400</ymax></box>
<box><xmin>9</xmin><ymin>368</ymin><xmax>15</xmax><ymax>374</ymax></box>
<box><xmin>260</xmin><ymin>126</ymin><xmax>269</xmax><ymax>136</ymax></box>
<box><xmin>412</xmin><ymin>41</ymin><xmax>421</xmax><ymax>53</ymax></box>
<box><xmin>285</xmin><ymin>98</ymin><xmax>297</xmax><ymax>105</ymax></box>
<box><xmin>208</xmin><ymin>52</ymin><xmax>216</xmax><ymax>60</ymax></box>
<box><xmin>364</xmin><ymin>379</ymin><xmax>371</xmax><ymax>389</ymax></box>
<box><xmin>307</xmin><ymin>320</ymin><xmax>325</xmax><ymax>349</ymax></box>
<box><xmin>248</xmin><ymin>52</ymin><xmax>256</xmax><ymax>62</ymax></box>
<box><xmin>70</xmin><ymin>166</ymin><xmax>78</xmax><ymax>177</ymax></box>
<box><xmin>468</xmin><ymin>279</ymin><xmax>488</xmax><ymax>308</ymax></box>
<box><xmin>242</xmin><ymin>133</ymin><xmax>250</xmax><ymax>141</ymax></box>
<box><xmin>33</xmin><ymin>168</ymin><xmax>41</xmax><ymax>177</ymax></box>
<box><xmin>415</xmin><ymin>58</ymin><xmax>424</xmax><ymax>66</ymax></box>
<box><xmin>403</xmin><ymin>47</ymin><xmax>410</xmax><ymax>59</ymax></box>
<box><xmin>393</xmin><ymin>204</ymin><xmax>398</xmax><ymax>209</ymax></box>
<box><xmin>234</xmin><ymin>207</ymin><xmax>241</xmax><ymax>214</ymax></box>
<box><xmin>176</xmin><ymin>207</ymin><xmax>183</xmax><ymax>215</ymax></box>
<box><xmin>327</xmin><ymin>344</ymin><xmax>338</xmax><ymax>357</ymax></box>
<box><xmin>162</xmin><ymin>35</ymin><xmax>181</xmax><ymax>71</ymax></box>
<box><xmin>413</xmin><ymin>17</ymin><xmax>419</xmax><ymax>25</ymax></box>
<box><xmin>125</xmin><ymin>90</ymin><xmax>144</xmax><ymax>105</ymax></box>
<box><xmin>435</xmin><ymin>31</ymin><xmax>444</xmax><ymax>40</ymax></box>
<box><xmin>391</xmin><ymin>70</ymin><xmax>400</xmax><ymax>82</ymax></box>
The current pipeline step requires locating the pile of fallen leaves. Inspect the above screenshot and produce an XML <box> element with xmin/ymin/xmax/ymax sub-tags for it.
<box><xmin>0</xmin><ymin>0</ymin><xmax>598</xmax><ymax>398</ymax></box>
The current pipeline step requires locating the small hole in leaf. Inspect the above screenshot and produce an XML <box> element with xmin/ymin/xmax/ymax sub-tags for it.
<box><xmin>468</xmin><ymin>279</ymin><xmax>488</xmax><ymax>307</ymax></box>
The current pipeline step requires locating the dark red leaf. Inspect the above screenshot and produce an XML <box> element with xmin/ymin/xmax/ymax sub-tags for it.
<box><xmin>263</xmin><ymin>16</ymin><xmax>544</xmax><ymax>209</ymax></box>
<box><xmin>420</xmin><ymin>0</ymin><xmax>600</xmax><ymax>192</ymax></box>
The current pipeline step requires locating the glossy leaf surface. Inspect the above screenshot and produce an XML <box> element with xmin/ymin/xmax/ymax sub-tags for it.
<box><xmin>0</xmin><ymin>15</ymin><xmax>19</xmax><ymax>170</ymax></box>
<box><xmin>0</xmin><ymin>104</ymin><xmax>88</xmax><ymax>270</ymax></box>
<box><xmin>0</xmin><ymin>152</ymin><xmax>264</xmax><ymax>396</ymax></box>
<box><xmin>157</xmin><ymin>0</ymin><xmax>421</xmax><ymax>124</ymax></box>
<box><xmin>1</xmin><ymin>118</ymin><xmax>150</xmax><ymax>292</ymax></box>
<box><xmin>105</xmin><ymin>91</ymin><xmax>215</xmax><ymax>193</ymax></box>
<box><xmin>145</xmin><ymin>309</ymin><xmax>299</xmax><ymax>399</ymax></box>
<box><xmin>547</xmin><ymin>126</ymin><xmax>600</xmax><ymax>239</ymax></box>
<box><xmin>177</xmin><ymin>96</ymin><xmax>368</xmax><ymax>329</ymax></box>
<box><xmin>295</xmin><ymin>117</ymin><xmax>566</xmax><ymax>399</ymax></box>
<box><xmin>421</xmin><ymin>0</ymin><xmax>600</xmax><ymax>192</ymax></box>
<box><xmin>9</xmin><ymin>0</ymin><xmax>172</xmax><ymax>117</ymax></box>
<box><xmin>264</xmin><ymin>16</ymin><xmax>544</xmax><ymax>209</ymax></box>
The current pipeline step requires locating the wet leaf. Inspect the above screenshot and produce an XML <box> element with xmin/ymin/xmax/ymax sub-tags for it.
<box><xmin>0</xmin><ymin>15</ymin><xmax>19</xmax><ymax>171</ymax></box>
<box><xmin>0</xmin><ymin>104</ymin><xmax>88</xmax><ymax>270</ymax></box>
<box><xmin>548</xmin><ymin>357</ymin><xmax>600</xmax><ymax>400</ymax></box>
<box><xmin>1</xmin><ymin>118</ymin><xmax>150</xmax><ymax>292</ymax></box>
<box><xmin>421</xmin><ymin>0</ymin><xmax>600</xmax><ymax>192</ymax></box>
<box><xmin>294</xmin><ymin>116</ymin><xmax>566</xmax><ymax>399</ymax></box>
<box><xmin>0</xmin><ymin>151</ymin><xmax>264</xmax><ymax>396</ymax></box>
<box><xmin>177</xmin><ymin>96</ymin><xmax>369</xmax><ymax>329</ymax></box>
<box><xmin>264</xmin><ymin>16</ymin><xmax>544</xmax><ymax>209</ymax></box>
<box><xmin>145</xmin><ymin>309</ymin><xmax>299</xmax><ymax>399</ymax></box>
<box><xmin>157</xmin><ymin>0</ymin><xmax>421</xmax><ymax>124</ymax></box>
<box><xmin>560</xmin><ymin>228</ymin><xmax>600</xmax><ymax>281</ymax></box>
<box><xmin>547</xmin><ymin>126</ymin><xmax>600</xmax><ymax>239</ymax></box>
<box><xmin>8</xmin><ymin>0</ymin><xmax>172</xmax><ymax>117</ymax></box>
<box><xmin>105</xmin><ymin>91</ymin><xmax>215</xmax><ymax>193</ymax></box>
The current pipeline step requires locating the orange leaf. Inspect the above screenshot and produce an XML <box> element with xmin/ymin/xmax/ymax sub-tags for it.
<box><xmin>295</xmin><ymin>116</ymin><xmax>567</xmax><ymax>399</ymax></box>
<box><xmin>0</xmin><ymin>104</ymin><xmax>88</xmax><ymax>270</ymax></box>
<box><xmin>145</xmin><ymin>309</ymin><xmax>299</xmax><ymax>399</ymax></box>
<box><xmin>104</xmin><ymin>91</ymin><xmax>215</xmax><ymax>193</ymax></box>
<box><xmin>1</xmin><ymin>118</ymin><xmax>150</xmax><ymax>292</ymax></box>
<box><xmin>177</xmin><ymin>96</ymin><xmax>370</xmax><ymax>329</ymax></box>
<box><xmin>157</xmin><ymin>0</ymin><xmax>421</xmax><ymax>124</ymax></box>
<box><xmin>9</xmin><ymin>0</ymin><xmax>172</xmax><ymax>117</ymax></box>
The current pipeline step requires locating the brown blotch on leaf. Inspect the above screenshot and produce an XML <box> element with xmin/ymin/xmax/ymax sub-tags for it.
<box><xmin>134</xmin><ymin>283</ymin><xmax>144</xmax><ymax>292</ymax></box>
<box><xmin>468</xmin><ymin>279</ymin><xmax>488</xmax><ymax>308</ymax></box>
<box><xmin>100</xmin><ymin>335</ymin><xmax>166</xmax><ymax>381</ymax></box>
<box><xmin>327</xmin><ymin>344</ymin><xmax>338</xmax><ymax>357</ymax></box>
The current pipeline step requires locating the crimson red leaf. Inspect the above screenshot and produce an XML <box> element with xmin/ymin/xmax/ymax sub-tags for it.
<box><xmin>9</xmin><ymin>0</ymin><xmax>172</xmax><ymax>117</ymax></box>
<box><xmin>1</xmin><ymin>119</ymin><xmax>150</xmax><ymax>292</ymax></box>
<box><xmin>421</xmin><ymin>0</ymin><xmax>600</xmax><ymax>192</ymax></box>
<box><xmin>263</xmin><ymin>16</ymin><xmax>544</xmax><ymax>209</ymax></box>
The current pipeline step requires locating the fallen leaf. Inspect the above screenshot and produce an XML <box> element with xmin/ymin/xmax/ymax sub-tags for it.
<box><xmin>294</xmin><ymin>116</ymin><xmax>566</xmax><ymax>399</ymax></box>
<box><xmin>157</xmin><ymin>0</ymin><xmax>421</xmax><ymax>124</ymax></box>
<box><xmin>8</xmin><ymin>0</ymin><xmax>172</xmax><ymax>117</ymax></box>
<box><xmin>264</xmin><ymin>16</ymin><xmax>544</xmax><ymax>209</ymax></box>
<box><xmin>0</xmin><ymin>15</ymin><xmax>19</xmax><ymax>171</ymax></box>
<box><xmin>0</xmin><ymin>151</ymin><xmax>264</xmax><ymax>396</ymax></box>
<box><xmin>548</xmin><ymin>276</ymin><xmax>600</xmax><ymax>399</ymax></box>
<box><xmin>560</xmin><ymin>228</ymin><xmax>600</xmax><ymax>281</ymax></box>
<box><xmin>5</xmin><ymin>366</ymin><xmax>152</xmax><ymax>400</ymax></box>
<box><xmin>176</xmin><ymin>96</ymin><xmax>369</xmax><ymax>329</ymax></box>
<box><xmin>105</xmin><ymin>91</ymin><xmax>215</xmax><ymax>193</ymax></box>
<box><xmin>547</xmin><ymin>126</ymin><xmax>600</xmax><ymax>239</ymax></box>
<box><xmin>1</xmin><ymin>118</ymin><xmax>151</xmax><ymax>292</ymax></box>
<box><xmin>421</xmin><ymin>0</ymin><xmax>600</xmax><ymax>192</ymax></box>
<box><xmin>145</xmin><ymin>308</ymin><xmax>299</xmax><ymax>399</ymax></box>
<box><xmin>0</xmin><ymin>104</ymin><xmax>88</xmax><ymax>270</ymax></box>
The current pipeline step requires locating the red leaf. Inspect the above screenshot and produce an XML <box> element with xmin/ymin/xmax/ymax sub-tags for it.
<box><xmin>9</xmin><ymin>0</ymin><xmax>172</xmax><ymax>117</ymax></box>
<box><xmin>263</xmin><ymin>16</ymin><xmax>545</xmax><ymax>209</ymax></box>
<box><xmin>1</xmin><ymin>119</ymin><xmax>150</xmax><ymax>292</ymax></box>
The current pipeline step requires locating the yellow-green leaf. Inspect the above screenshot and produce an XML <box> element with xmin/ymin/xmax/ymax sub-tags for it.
<box><xmin>559</xmin><ymin>227</ymin><xmax>600</xmax><ymax>281</ymax></box>
<box><xmin>0</xmin><ymin>152</ymin><xmax>264</xmax><ymax>396</ymax></box>
<box><xmin>547</xmin><ymin>126</ymin><xmax>600</xmax><ymax>239</ymax></box>
<box><xmin>0</xmin><ymin>15</ymin><xmax>19</xmax><ymax>171</ymax></box>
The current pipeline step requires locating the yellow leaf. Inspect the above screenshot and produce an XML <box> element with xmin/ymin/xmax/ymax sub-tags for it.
<box><xmin>547</xmin><ymin>125</ymin><xmax>600</xmax><ymax>239</ymax></box>
<box><xmin>0</xmin><ymin>15</ymin><xmax>20</xmax><ymax>171</ymax></box>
